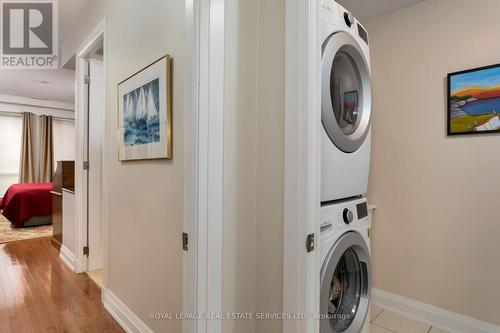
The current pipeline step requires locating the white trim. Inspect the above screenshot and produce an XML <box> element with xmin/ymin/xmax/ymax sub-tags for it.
<box><xmin>76</xmin><ymin>19</ymin><xmax>106</xmax><ymax>58</ymax></box>
<box><xmin>74</xmin><ymin>18</ymin><xmax>108</xmax><ymax>280</ymax></box>
<box><xmin>183</xmin><ymin>1</ymin><xmax>225</xmax><ymax>333</ymax></box>
<box><xmin>0</xmin><ymin>105</ymin><xmax>73</xmax><ymax>119</ymax></box>
<box><xmin>182</xmin><ymin>1</ymin><xmax>198</xmax><ymax>332</ymax></box>
<box><xmin>74</xmin><ymin>55</ymin><xmax>87</xmax><ymax>274</ymax></box>
<box><xmin>102</xmin><ymin>288</ymin><xmax>154</xmax><ymax>333</ymax></box>
<box><xmin>99</xmin><ymin>29</ymin><xmax>110</xmax><ymax>290</ymax></box>
<box><xmin>283</xmin><ymin>0</ymin><xmax>322</xmax><ymax>333</ymax></box>
<box><xmin>206</xmin><ymin>2</ymin><xmax>224</xmax><ymax>332</ymax></box>
<box><xmin>0</xmin><ymin>94</ymin><xmax>75</xmax><ymax>118</ymax></box>
<box><xmin>59</xmin><ymin>245</ymin><xmax>78</xmax><ymax>272</ymax></box>
<box><xmin>372</xmin><ymin>288</ymin><xmax>500</xmax><ymax>333</ymax></box>
<box><xmin>0</xmin><ymin>93</ymin><xmax>74</xmax><ymax>111</ymax></box>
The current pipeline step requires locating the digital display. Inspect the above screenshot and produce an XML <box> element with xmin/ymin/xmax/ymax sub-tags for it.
<box><xmin>358</xmin><ymin>23</ymin><xmax>368</xmax><ymax>45</ymax></box>
<box><xmin>356</xmin><ymin>202</ymin><xmax>368</xmax><ymax>219</ymax></box>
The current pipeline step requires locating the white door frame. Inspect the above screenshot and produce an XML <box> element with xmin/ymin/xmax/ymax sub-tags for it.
<box><xmin>283</xmin><ymin>0</ymin><xmax>321</xmax><ymax>333</ymax></box>
<box><xmin>183</xmin><ymin>1</ymin><xmax>224</xmax><ymax>333</ymax></box>
<box><xmin>74</xmin><ymin>18</ymin><xmax>108</xmax><ymax>285</ymax></box>
<box><xmin>87</xmin><ymin>57</ymin><xmax>104</xmax><ymax>271</ymax></box>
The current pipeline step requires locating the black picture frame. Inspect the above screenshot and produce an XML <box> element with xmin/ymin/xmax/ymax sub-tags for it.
<box><xmin>447</xmin><ymin>63</ymin><xmax>500</xmax><ymax>136</ymax></box>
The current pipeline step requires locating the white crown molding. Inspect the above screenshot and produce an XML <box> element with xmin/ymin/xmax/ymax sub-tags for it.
<box><xmin>0</xmin><ymin>93</ymin><xmax>74</xmax><ymax>111</ymax></box>
<box><xmin>372</xmin><ymin>288</ymin><xmax>500</xmax><ymax>333</ymax></box>
<box><xmin>102</xmin><ymin>288</ymin><xmax>154</xmax><ymax>333</ymax></box>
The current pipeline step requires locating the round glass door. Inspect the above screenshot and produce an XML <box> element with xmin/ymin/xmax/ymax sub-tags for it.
<box><xmin>327</xmin><ymin>248</ymin><xmax>362</xmax><ymax>331</ymax></box>
<box><xmin>322</xmin><ymin>32</ymin><xmax>372</xmax><ymax>153</ymax></box>
<box><xmin>330</xmin><ymin>52</ymin><xmax>361</xmax><ymax>136</ymax></box>
<box><xmin>320</xmin><ymin>232</ymin><xmax>371</xmax><ymax>333</ymax></box>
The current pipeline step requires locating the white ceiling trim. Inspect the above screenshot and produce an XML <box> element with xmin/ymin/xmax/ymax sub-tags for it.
<box><xmin>0</xmin><ymin>93</ymin><xmax>74</xmax><ymax>111</ymax></box>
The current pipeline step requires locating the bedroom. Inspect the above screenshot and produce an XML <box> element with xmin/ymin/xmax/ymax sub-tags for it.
<box><xmin>0</xmin><ymin>0</ymin><xmax>81</xmax><ymax>246</ymax></box>
<box><xmin>0</xmin><ymin>1</ymin><xmax>107</xmax><ymax>292</ymax></box>
<box><xmin>0</xmin><ymin>69</ymin><xmax>75</xmax><ymax>242</ymax></box>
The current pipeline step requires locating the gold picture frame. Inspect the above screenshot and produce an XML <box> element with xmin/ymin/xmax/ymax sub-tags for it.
<box><xmin>117</xmin><ymin>55</ymin><xmax>172</xmax><ymax>161</ymax></box>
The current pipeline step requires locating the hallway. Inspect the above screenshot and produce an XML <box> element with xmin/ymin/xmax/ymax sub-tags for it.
<box><xmin>0</xmin><ymin>237</ymin><xmax>124</xmax><ymax>332</ymax></box>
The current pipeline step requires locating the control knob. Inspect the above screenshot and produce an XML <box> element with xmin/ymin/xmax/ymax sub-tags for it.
<box><xmin>343</xmin><ymin>208</ymin><xmax>353</xmax><ymax>224</ymax></box>
<box><xmin>344</xmin><ymin>12</ymin><xmax>355</xmax><ymax>27</ymax></box>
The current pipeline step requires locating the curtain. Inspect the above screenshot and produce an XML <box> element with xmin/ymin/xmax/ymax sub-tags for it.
<box><xmin>39</xmin><ymin>115</ymin><xmax>54</xmax><ymax>182</ymax></box>
<box><xmin>18</xmin><ymin>112</ymin><xmax>35</xmax><ymax>183</ymax></box>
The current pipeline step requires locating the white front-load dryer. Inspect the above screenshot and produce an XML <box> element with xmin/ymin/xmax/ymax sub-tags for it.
<box><xmin>319</xmin><ymin>197</ymin><xmax>371</xmax><ymax>333</ymax></box>
<box><xmin>321</xmin><ymin>1</ymin><xmax>373</xmax><ymax>203</ymax></box>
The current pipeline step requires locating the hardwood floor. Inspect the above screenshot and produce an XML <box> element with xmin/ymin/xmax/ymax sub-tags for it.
<box><xmin>0</xmin><ymin>237</ymin><xmax>124</xmax><ymax>333</ymax></box>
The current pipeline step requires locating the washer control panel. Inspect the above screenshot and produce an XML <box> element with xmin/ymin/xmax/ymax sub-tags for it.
<box><xmin>320</xmin><ymin>197</ymin><xmax>368</xmax><ymax>232</ymax></box>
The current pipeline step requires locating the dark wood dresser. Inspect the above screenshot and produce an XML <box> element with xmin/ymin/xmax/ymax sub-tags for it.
<box><xmin>51</xmin><ymin>160</ymin><xmax>75</xmax><ymax>250</ymax></box>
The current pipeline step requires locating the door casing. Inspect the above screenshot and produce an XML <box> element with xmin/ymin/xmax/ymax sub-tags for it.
<box><xmin>74</xmin><ymin>20</ymin><xmax>108</xmax><ymax>285</ymax></box>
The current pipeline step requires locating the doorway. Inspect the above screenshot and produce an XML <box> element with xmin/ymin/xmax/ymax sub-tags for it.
<box><xmin>75</xmin><ymin>28</ymin><xmax>106</xmax><ymax>287</ymax></box>
<box><xmin>85</xmin><ymin>47</ymin><xmax>104</xmax><ymax>285</ymax></box>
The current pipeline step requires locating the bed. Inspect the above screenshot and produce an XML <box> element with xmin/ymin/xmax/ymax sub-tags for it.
<box><xmin>0</xmin><ymin>183</ymin><xmax>53</xmax><ymax>227</ymax></box>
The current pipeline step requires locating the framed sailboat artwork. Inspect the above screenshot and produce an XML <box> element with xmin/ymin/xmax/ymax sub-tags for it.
<box><xmin>118</xmin><ymin>55</ymin><xmax>172</xmax><ymax>161</ymax></box>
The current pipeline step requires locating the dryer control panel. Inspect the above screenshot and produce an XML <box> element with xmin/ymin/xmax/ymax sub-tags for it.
<box><xmin>320</xmin><ymin>197</ymin><xmax>369</xmax><ymax>232</ymax></box>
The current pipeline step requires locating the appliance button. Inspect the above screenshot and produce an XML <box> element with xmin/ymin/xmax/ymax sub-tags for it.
<box><xmin>343</xmin><ymin>208</ymin><xmax>353</xmax><ymax>224</ymax></box>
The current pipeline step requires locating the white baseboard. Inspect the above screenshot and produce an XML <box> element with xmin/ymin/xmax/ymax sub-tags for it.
<box><xmin>102</xmin><ymin>288</ymin><xmax>154</xmax><ymax>333</ymax></box>
<box><xmin>372</xmin><ymin>288</ymin><xmax>500</xmax><ymax>333</ymax></box>
<box><xmin>59</xmin><ymin>245</ymin><xmax>77</xmax><ymax>271</ymax></box>
<box><xmin>74</xmin><ymin>256</ymin><xmax>86</xmax><ymax>273</ymax></box>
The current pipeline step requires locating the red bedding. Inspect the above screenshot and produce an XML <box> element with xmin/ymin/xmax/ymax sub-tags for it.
<box><xmin>0</xmin><ymin>183</ymin><xmax>52</xmax><ymax>227</ymax></box>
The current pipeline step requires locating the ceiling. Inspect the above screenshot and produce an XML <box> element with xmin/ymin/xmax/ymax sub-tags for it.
<box><xmin>0</xmin><ymin>69</ymin><xmax>76</xmax><ymax>104</ymax></box>
<box><xmin>0</xmin><ymin>0</ymin><xmax>91</xmax><ymax>106</ymax></box>
<box><xmin>336</xmin><ymin>0</ymin><xmax>426</xmax><ymax>23</ymax></box>
<box><xmin>59</xmin><ymin>0</ymin><xmax>92</xmax><ymax>49</ymax></box>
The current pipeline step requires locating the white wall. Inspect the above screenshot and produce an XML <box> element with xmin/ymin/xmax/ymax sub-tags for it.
<box><xmin>255</xmin><ymin>0</ymin><xmax>285</xmax><ymax>332</ymax></box>
<box><xmin>223</xmin><ymin>1</ymin><xmax>258</xmax><ymax>332</ymax></box>
<box><xmin>62</xmin><ymin>1</ymin><xmax>184</xmax><ymax>331</ymax></box>
<box><xmin>223</xmin><ymin>0</ymin><xmax>285</xmax><ymax>332</ymax></box>
<box><xmin>366</xmin><ymin>0</ymin><xmax>500</xmax><ymax>325</ymax></box>
<box><xmin>53</xmin><ymin>119</ymin><xmax>76</xmax><ymax>164</ymax></box>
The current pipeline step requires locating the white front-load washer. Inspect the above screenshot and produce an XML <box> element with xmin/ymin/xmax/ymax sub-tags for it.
<box><xmin>319</xmin><ymin>197</ymin><xmax>371</xmax><ymax>333</ymax></box>
<box><xmin>321</xmin><ymin>0</ymin><xmax>373</xmax><ymax>203</ymax></box>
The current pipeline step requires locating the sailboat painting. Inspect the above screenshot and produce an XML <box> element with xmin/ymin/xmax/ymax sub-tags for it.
<box><xmin>123</xmin><ymin>78</ymin><xmax>160</xmax><ymax>147</ymax></box>
<box><xmin>118</xmin><ymin>55</ymin><xmax>172</xmax><ymax>161</ymax></box>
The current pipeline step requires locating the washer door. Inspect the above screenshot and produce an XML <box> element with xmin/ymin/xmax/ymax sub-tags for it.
<box><xmin>322</xmin><ymin>32</ymin><xmax>372</xmax><ymax>153</ymax></box>
<box><xmin>320</xmin><ymin>232</ymin><xmax>371</xmax><ymax>333</ymax></box>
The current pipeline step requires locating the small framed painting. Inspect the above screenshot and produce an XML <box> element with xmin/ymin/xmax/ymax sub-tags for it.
<box><xmin>118</xmin><ymin>55</ymin><xmax>172</xmax><ymax>161</ymax></box>
<box><xmin>447</xmin><ymin>63</ymin><xmax>500</xmax><ymax>135</ymax></box>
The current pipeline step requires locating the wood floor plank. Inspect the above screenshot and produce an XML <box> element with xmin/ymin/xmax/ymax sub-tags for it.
<box><xmin>0</xmin><ymin>237</ymin><xmax>125</xmax><ymax>333</ymax></box>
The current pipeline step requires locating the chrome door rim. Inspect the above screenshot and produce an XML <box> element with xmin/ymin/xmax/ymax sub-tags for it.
<box><xmin>320</xmin><ymin>232</ymin><xmax>371</xmax><ymax>333</ymax></box>
<box><xmin>322</xmin><ymin>32</ymin><xmax>372</xmax><ymax>153</ymax></box>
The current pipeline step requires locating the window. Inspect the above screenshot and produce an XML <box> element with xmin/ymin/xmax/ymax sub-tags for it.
<box><xmin>0</xmin><ymin>115</ymin><xmax>22</xmax><ymax>196</ymax></box>
<box><xmin>53</xmin><ymin>119</ymin><xmax>75</xmax><ymax>166</ymax></box>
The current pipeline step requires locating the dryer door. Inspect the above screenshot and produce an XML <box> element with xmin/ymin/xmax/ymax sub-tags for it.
<box><xmin>322</xmin><ymin>32</ymin><xmax>372</xmax><ymax>153</ymax></box>
<box><xmin>320</xmin><ymin>232</ymin><xmax>371</xmax><ymax>333</ymax></box>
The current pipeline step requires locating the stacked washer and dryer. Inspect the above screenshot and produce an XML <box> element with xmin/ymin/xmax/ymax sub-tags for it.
<box><xmin>319</xmin><ymin>1</ymin><xmax>373</xmax><ymax>333</ymax></box>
